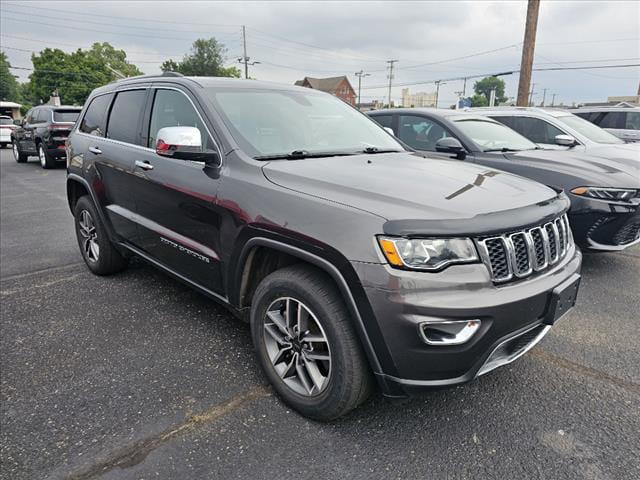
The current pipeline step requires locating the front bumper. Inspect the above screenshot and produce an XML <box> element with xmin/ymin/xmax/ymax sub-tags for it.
<box><xmin>352</xmin><ymin>246</ymin><xmax>582</xmax><ymax>398</ymax></box>
<box><xmin>568</xmin><ymin>196</ymin><xmax>640</xmax><ymax>251</ymax></box>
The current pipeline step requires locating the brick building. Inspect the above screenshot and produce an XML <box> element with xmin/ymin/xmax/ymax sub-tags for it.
<box><xmin>294</xmin><ymin>76</ymin><xmax>357</xmax><ymax>106</ymax></box>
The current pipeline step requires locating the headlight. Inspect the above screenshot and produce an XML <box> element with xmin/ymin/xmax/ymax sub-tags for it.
<box><xmin>570</xmin><ymin>186</ymin><xmax>637</xmax><ymax>202</ymax></box>
<box><xmin>378</xmin><ymin>237</ymin><xmax>478</xmax><ymax>271</ymax></box>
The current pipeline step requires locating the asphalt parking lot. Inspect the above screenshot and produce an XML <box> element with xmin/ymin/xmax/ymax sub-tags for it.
<box><xmin>1</xmin><ymin>148</ymin><xmax>638</xmax><ymax>480</ymax></box>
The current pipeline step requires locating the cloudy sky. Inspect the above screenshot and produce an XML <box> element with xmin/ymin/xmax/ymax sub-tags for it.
<box><xmin>1</xmin><ymin>0</ymin><xmax>638</xmax><ymax>106</ymax></box>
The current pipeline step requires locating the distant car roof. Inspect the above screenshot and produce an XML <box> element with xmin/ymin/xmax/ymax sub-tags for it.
<box><xmin>368</xmin><ymin>107</ymin><xmax>499</xmax><ymax>122</ymax></box>
<box><xmin>466</xmin><ymin>107</ymin><xmax>574</xmax><ymax>118</ymax></box>
<box><xmin>570</xmin><ymin>106</ymin><xmax>640</xmax><ymax>112</ymax></box>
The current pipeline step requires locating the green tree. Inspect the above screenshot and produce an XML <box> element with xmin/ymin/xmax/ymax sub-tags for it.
<box><xmin>469</xmin><ymin>94</ymin><xmax>488</xmax><ymax>107</ymax></box>
<box><xmin>0</xmin><ymin>52</ymin><xmax>19</xmax><ymax>101</ymax></box>
<box><xmin>473</xmin><ymin>76</ymin><xmax>507</xmax><ymax>105</ymax></box>
<box><xmin>161</xmin><ymin>38</ymin><xmax>241</xmax><ymax>77</ymax></box>
<box><xmin>28</xmin><ymin>43</ymin><xmax>142</xmax><ymax>105</ymax></box>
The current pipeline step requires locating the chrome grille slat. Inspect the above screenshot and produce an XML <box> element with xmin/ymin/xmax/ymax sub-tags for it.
<box><xmin>478</xmin><ymin>214</ymin><xmax>572</xmax><ymax>284</ymax></box>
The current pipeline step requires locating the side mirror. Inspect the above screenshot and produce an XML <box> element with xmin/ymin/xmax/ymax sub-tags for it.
<box><xmin>383</xmin><ymin>127</ymin><xmax>395</xmax><ymax>136</ymax></box>
<box><xmin>435</xmin><ymin>137</ymin><xmax>466</xmax><ymax>159</ymax></box>
<box><xmin>14</xmin><ymin>119</ymin><xmax>22</xmax><ymax>126</ymax></box>
<box><xmin>156</xmin><ymin>126</ymin><xmax>220</xmax><ymax>165</ymax></box>
<box><xmin>554</xmin><ymin>134</ymin><xmax>576</xmax><ymax>147</ymax></box>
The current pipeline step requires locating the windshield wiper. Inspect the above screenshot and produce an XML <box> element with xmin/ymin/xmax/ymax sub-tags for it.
<box><xmin>360</xmin><ymin>146</ymin><xmax>403</xmax><ymax>154</ymax></box>
<box><xmin>484</xmin><ymin>147</ymin><xmax>522</xmax><ymax>152</ymax></box>
<box><xmin>254</xmin><ymin>150</ymin><xmax>357</xmax><ymax>161</ymax></box>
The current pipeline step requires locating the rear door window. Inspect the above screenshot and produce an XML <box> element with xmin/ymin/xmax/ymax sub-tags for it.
<box><xmin>597</xmin><ymin>112</ymin><xmax>624</xmax><ymax>129</ymax></box>
<box><xmin>106</xmin><ymin>90</ymin><xmax>147</xmax><ymax>145</ymax></box>
<box><xmin>80</xmin><ymin>93</ymin><xmax>114</xmax><ymax>137</ymax></box>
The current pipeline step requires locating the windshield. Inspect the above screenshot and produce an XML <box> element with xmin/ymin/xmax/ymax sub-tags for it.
<box><xmin>204</xmin><ymin>88</ymin><xmax>404</xmax><ymax>158</ymax></box>
<box><xmin>0</xmin><ymin>118</ymin><xmax>13</xmax><ymax>125</ymax></box>
<box><xmin>556</xmin><ymin>115</ymin><xmax>623</xmax><ymax>144</ymax></box>
<box><xmin>453</xmin><ymin>118</ymin><xmax>537</xmax><ymax>151</ymax></box>
<box><xmin>53</xmin><ymin>110</ymin><xmax>80</xmax><ymax>123</ymax></box>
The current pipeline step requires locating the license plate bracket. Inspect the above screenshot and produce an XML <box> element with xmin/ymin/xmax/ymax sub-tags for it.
<box><xmin>543</xmin><ymin>274</ymin><xmax>581</xmax><ymax>325</ymax></box>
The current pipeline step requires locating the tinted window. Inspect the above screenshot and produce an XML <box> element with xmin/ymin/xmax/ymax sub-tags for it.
<box><xmin>498</xmin><ymin>116</ymin><xmax>564</xmax><ymax>144</ymax></box>
<box><xmin>148</xmin><ymin>89</ymin><xmax>213</xmax><ymax>149</ymax></box>
<box><xmin>53</xmin><ymin>110</ymin><xmax>80</xmax><ymax>123</ymax></box>
<box><xmin>80</xmin><ymin>94</ymin><xmax>114</xmax><ymax>136</ymax></box>
<box><xmin>371</xmin><ymin>114</ymin><xmax>393</xmax><ymax>129</ymax></box>
<box><xmin>106</xmin><ymin>90</ymin><xmax>146</xmax><ymax>145</ymax></box>
<box><xmin>34</xmin><ymin>109</ymin><xmax>49</xmax><ymax>123</ymax></box>
<box><xmin>598</xmin><ymin>112</ymin><xmax>624</xmax><ymax>129</ymax></box>
<box><xmin>625</xmin><ymin>112</ymin><xmax>640</xmax><ymax>130</ymax></box>
<box><xmin>398</xmin><ymin>115</ymin><xmax>451</xmax><ymax>151</ymax></box>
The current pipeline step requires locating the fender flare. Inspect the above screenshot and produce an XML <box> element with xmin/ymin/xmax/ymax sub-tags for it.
<box><xmin>234</xmin><ymin>236</ymin><xmax>390</xmax><ymax>376</ymax></box>
<box><xmin>66</xmin><ymin>173</ymin><xmax>118</xmax><ymax>242</ymax></box>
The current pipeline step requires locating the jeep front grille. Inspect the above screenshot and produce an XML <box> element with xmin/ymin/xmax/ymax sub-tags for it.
<box><xmin>477</xmin><ymin>214</ymin><xmax>572</xmax><ymax>283</ymax></box>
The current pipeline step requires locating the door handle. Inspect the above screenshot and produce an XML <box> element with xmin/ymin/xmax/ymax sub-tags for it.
<box><xmin>89</xmin><ymin>146</ymin><xmax>102</xmax><ymax>154</ymax></box>
<box><xmin>135</xmin><ymin>160</ymin><xmax>154</xmax><ymax>171</ymax></box>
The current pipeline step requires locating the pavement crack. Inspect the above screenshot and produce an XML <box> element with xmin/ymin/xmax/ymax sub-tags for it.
<box><xmin>64</xmin><ymin>385</ymin><xmax>271</xmax><ymax>480</ymax></box>
<box><xmin>533</xmin><ymin>349</ymin><xmax>639</xmax><ymax>394</ymax></box>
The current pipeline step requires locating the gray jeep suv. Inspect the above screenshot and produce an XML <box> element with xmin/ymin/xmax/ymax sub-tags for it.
<box><xmin>66</xmin><ymin>73</ymin><xmax>582</xmax><ymax>420</ymax></box>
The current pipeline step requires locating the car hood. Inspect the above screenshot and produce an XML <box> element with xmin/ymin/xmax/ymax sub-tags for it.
<box><xmin>262</xmin><ymin>152</ymin><xmax>559</xmax><ymax>222</ymax></box>
<box><xmin>508</xmin><ymin>147</ymin><xmax>640</xmax><ymax>188</ymax></box>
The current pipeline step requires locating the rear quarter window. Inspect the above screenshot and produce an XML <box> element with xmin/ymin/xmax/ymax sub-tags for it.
<box><xmin>79</xmin><ymin>93</ymin><xmax>114</xmax><ymax>137</ymax></box>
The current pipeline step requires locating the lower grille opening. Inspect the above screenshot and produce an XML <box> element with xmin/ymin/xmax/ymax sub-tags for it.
<box><xmin>477</xmin><ymin>324</ymin><xmax>549</xmax><ymax>376</ymax></box>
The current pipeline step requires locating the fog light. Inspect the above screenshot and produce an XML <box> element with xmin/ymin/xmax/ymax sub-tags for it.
<box><xmin>419</xmin><ymin>319</ymin><xmax>481</xmax><ymax>346</ymax></box>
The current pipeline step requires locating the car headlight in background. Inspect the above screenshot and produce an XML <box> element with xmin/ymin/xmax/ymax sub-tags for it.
<box><xmin>570</xmin><ymin>187</ymin><xmax>638</xmax><ymax>202</ymax></box>
<box><xmin>378</xmin><ymin>237</ymin><xmax>478</xmax><ymax>270</ymax></box>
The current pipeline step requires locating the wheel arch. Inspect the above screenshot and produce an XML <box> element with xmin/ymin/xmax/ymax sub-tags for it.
<box><xmin>232</xmin><ymin>236</ymin><xmax>391</xmax><ymax>377</ymax></box>
<box><xmin>66</xmin><ymin>174</ymin><xmax>118</xmax><ymax>242</ymax></box>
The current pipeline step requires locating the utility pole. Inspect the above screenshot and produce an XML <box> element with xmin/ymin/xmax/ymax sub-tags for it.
<box><xmin>237</xmin><ymin>25</ymin><xmax>260</xmax><ymax>79</ymax></box>
<box><xmin>434</xmin><ymin>80</ymin><xmax>446</xmax><ymax>108</ymax></box>
<box><xmin>551</xmin><ymin>93</ymin><xmax>557</xmax><ymax>107</ymax></box>
<box><xmin>386</xmin><ymin>60</ymin><xmax>398</xmax><ymax>108</ymax></box>
<box><xmin>516</xmin><ymin>0</ymin><xmax>541</xmax><ymax>106</ymax></box>
<box><xmin>354</xmin><ymin>70</ymin><xmax>371</xmax><ymax>108</ymax></box>
<box><xmin>541</xmin><ymin>87</ymin><xmax>548</xmax><ymax>106</ymax></box>
<box><xmin>462</xmin><ymin>77</ymin><xmax>467</xmax><ymax>97</ymax></box>
<box><xmin>528</xmin><ymin>82</ymin><xmax>536</xmax><ymax>106</ymax></box>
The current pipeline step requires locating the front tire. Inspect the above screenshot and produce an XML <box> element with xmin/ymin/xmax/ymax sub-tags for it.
<box><xmin>38</xmin><ymin>144</ymin><xmax>57</xmax><ymax>169</ymax></box>
<box><xmin>74</xmin><ymin>196</ymin><xmax>128</xmax><ymax>275</ymax></box>
<box><xmin>250</xmin><ymin>264</ymin><xmax>373</xmax><ymax>421</ymax></box>
<box><xmin>13</xmin><ymin>142</ymin><xmax>27</xmax><ymax>163</ymax></box>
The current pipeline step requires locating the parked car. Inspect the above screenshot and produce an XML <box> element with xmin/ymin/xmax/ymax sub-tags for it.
<box><xmin>0</xmin><ymin>115</ymin><xmax>17</xmax><ymax>148</ymax></box>
<box><xmin>368</xmin><ymin>108</ymin><xmax>640</xmax><ymax>251</ymax></box>
<box><xmin>467</xmin><ymin>107</ymin><xmax>640</xmax><ymax>162</ymax></box>
<box><xmin>571</xmin><ymin>106</ymin><xmax>640</xmax><ymax>143</ymax></box>
<box><xmin>12</xmin><ymin>105</ymin><xmax>82</xmax><ymax>168</ymax></box>
<box><xmin>67</xmin><ymin>74</ymin><xmax>581</xmax><ymax>420</ymax></box>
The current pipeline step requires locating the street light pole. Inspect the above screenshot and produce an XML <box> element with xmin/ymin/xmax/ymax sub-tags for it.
<box><xmin>355</xmin><ymin>70</ymin><xmax>371</xmax><ymax>108</ymax></box>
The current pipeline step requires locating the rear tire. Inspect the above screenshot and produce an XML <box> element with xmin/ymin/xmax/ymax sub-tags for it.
<box><xmin>38</xmin><ymin>144</ymin><xmax>56</xmax><ymax>169</ymax></box>
<box><xmin>250</xmin><ymin>264</ymin><xmax>373</xmax><ymax>421</ymax></box>
<box><xmin>13</xmin><ymin>142</ymin><xmax>27</xmax><ymax>163</ymax></box>
<box><xmin>74</xmin><ymin>196</ymin><xmax>128</xmax><ymax>275</ymax></box>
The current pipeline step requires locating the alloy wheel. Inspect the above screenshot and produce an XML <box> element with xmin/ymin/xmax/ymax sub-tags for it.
<box><xmin>263</xmin><ymin>297</ymin><xmax>332</xmax><ymax>396</ymax></box>
<box><xmin>78</xmin><ymin>210</ymin><xmax>100</xmax><ymax>262</ymax></box>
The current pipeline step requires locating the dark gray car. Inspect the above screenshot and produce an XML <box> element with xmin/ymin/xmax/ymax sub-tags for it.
<box><xmin>66</xmin><ymin>74</ymin><xmax>582</xmax><ymax>420</ymax></box>
<box><xmin>368</xmin><ymin>108</ymin><xmax>640</xmax><ymax>251</ymax></box>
